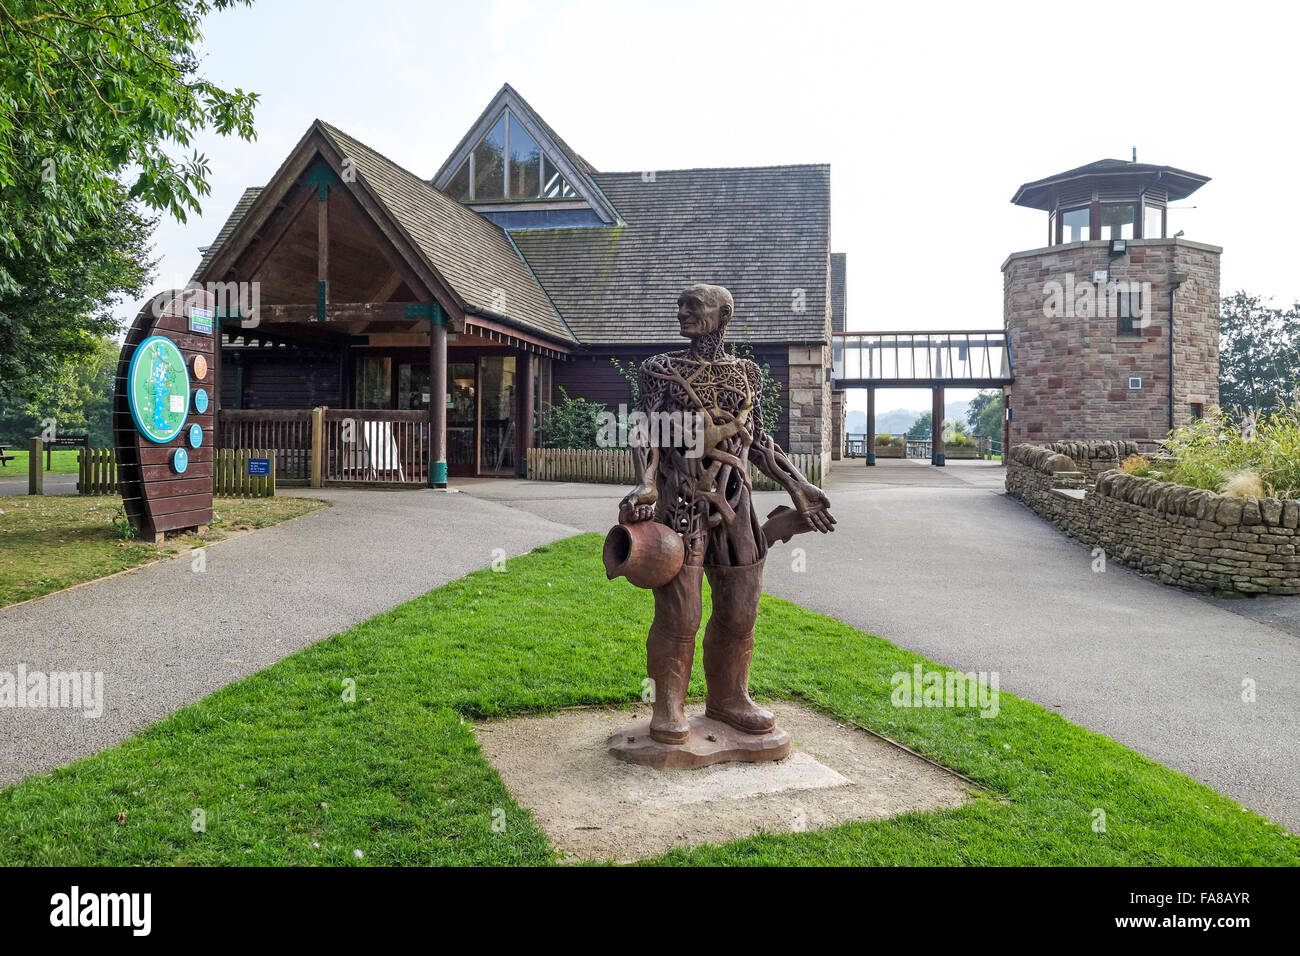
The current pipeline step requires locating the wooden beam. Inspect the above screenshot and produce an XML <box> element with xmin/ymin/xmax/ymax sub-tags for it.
<box><xmin>368</xmin><ymin>270</ymin><xmax>404</xmax><ymax>302</ymax></box>
<box><xmin>317</xmin><ymin>187</ymin><xmax>329</xmax><ymax>321</ymax></box>
<box><xmin>234</xmin><ymin>186</ymin><xmax>315</xmax><ymax>282</ymax></box>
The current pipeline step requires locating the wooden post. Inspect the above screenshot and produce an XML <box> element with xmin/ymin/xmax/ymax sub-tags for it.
<box><xmin>310</xmin><ymin>406</ymin><xmax>325</xmax><ymax>488</ymax></box>
<box><xmin>865</xmin><ymin>387</ymin><xmax>876</xmax><ymax>466</ymax></box>
<box><xmin>931</xmin><ymin>387</ymin><xmax>945</xmax><ymax>466</ymax></box>
<box><xmin>27</xmin><ymin>437</ymin><xmax>42</xmax><ymax>494</ymax></box>
<box><xmin>518</xmin><ymin>353</ymin><xmax>534</xmax><ymax>477</ymax></box>
<box><xmin>429</xmin><ymin>311</ymin><xmax>448</xmax><ymax>488</ymax></box>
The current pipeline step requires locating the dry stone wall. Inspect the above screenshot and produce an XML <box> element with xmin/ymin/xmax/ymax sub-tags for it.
<box><xmin>1007</xmin><ymin>442</ymin><xmax>1300</xmax><ymax>595</ymax></box>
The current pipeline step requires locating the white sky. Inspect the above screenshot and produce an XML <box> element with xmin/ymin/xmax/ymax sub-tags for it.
<box><xmin>141</xmin><ymin>0</ymin><xmax>1300</xmax><ymax>416</ymax></box>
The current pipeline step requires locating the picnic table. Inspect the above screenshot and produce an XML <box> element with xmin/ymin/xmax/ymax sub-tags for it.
<box><xmin>0</xmin><ymin>443</ymin><xmax>14</xmax><ymax>467</ymax></box>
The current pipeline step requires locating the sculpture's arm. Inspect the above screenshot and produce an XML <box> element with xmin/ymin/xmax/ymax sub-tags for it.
<box><xmin>745</xmin><ymin>361</ymin><xmax>835</xmax><ymax>533</ymax></box>
<box><xmin>619</xmin><ymin>361</ymin><xmax>663</xmax><ymax>523</ymax></box>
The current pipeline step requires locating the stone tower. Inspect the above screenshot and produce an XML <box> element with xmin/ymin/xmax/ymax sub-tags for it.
<box><xmin>1002</xmin><ymin>159</ymin><xmax>1221</xmax><ymax>451</ymax></box>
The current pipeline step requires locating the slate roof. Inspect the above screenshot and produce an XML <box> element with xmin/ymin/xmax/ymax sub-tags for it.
<box><xmin>315</xmin><ymin>122</ymin><xmax>573</xmax><ymax>343</ymax></box>
<box><xmin>191</xmin><ymin>186</ymin><xmax>262</xmax><ymax>281</ymax></box>
<box><xmin>831</xmin><ymin>253</ymin><xmax>846</xmax><ymax>333</ymax></box>
<box><xmin>194</xmin><ymin>124</ymin><xmax>833</xmax><ymax>350</ymax></box>
<box><xmin>1011</xmin><ymin>159</ymin><xmax>1210</xmax><ymax>209</ymax></box>
<box><xmin>509</xmin><ymin>165</ymin><xmax>832</xmax><ymax>346</ymax></box>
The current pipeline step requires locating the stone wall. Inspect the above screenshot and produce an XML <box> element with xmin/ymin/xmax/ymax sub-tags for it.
<box><xmin>1003</xmin><ymin>238</ymin><xmax>1221</xmax><ymax>446</ymax></box>
<box><xmin>788</xmin><ymin>344</ymin><xmax>833</xmax><ymax>474</ymax></box>
<box><xmin>1006</xmin><ymin>442</ymin><xmax>1300</xmax><ymax>595</ymax></box>
<box><xmin>1037</xmin><ymin>439</ymin><xmax>1140</xmax><ymax>478</ymax></box>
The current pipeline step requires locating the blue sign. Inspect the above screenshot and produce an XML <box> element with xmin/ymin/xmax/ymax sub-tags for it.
<box><xmin>188</xmin><ymin>306</ymin><xmax>214</xmax><ymax>335</ymax></box>
<box><xmin>193</xmin><ymin>388</ymin><xmax>209</xmax><ymax>414</ymax></box>
<box><xmin>248</xmin><ymin>457</ymin><xmax>271</xmax><ymax>476</ymax></box>
<box><xmin>188</xmin><ymin>423</ymin><xmax>203</xmax><ymax>448</ymax></box>
<box><xmin>172</xmin><ymin>448</ymin><xmax>189</xmax><ymax>474</ymax></box>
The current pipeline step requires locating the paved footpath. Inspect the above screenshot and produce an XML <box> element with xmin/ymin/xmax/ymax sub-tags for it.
<box><xmin>461</xmin><ymin>460</ymin><xmax>1300</xmax><ymax>834</ymax></box>
<box><xmin>3</xmin><ymin>464</ymin><xmax>1298</xmax><ymax>835</ymax></box>
<box><xmin>0</xmin><ymin>488</ymin><xmax>575</xmax><ymax>785</ymax></box>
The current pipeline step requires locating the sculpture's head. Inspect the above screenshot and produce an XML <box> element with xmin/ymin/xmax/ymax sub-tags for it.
<box><xmin>677</xmin><ymin>284</ymin><xmax>734</xmax><ymax>339</ymax></box>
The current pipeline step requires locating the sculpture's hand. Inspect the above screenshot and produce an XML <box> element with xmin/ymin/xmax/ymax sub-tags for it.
<box><xmin>619</xmin><ymin>484</ymin><xmax>657</xmax><ymax>524</ymax></box>
<box><xmin>792</xmin><ymin>483</ymin><xmax>836</xmax><ymax>534</ymax></box>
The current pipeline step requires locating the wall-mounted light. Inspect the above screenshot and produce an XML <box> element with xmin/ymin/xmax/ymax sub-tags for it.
<box><xmin>1109</xmin><ymin>238</ymin><xmax>1128</xmax><ymax>257</ymax></box>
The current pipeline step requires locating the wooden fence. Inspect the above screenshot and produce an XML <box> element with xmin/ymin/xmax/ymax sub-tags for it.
<box><xmin>219</xmin><ymin>409</ymin><xmax>313</xmax><ymax>482</ymax></box>
<box><xmin>213</xmin><ymin>447</ymin><xmax>276</xmax><ymax>497</ymax></box>
<box><xmin>78</xmin><ymin>446</ymin><xmax>119</xmax><ymax>494</ymax></box>
<box><xmin>77</xmin><ymin>447</ymin><xmax>275</xmax><ymax>497</ymax></box>
<box><xmin>525</xmin><ymin>447</ymin><xmax>824</xmax><ymax>489</ymax></box>
<box><xmin>322</xmin><ymin>409</ymin><xmax>429</xmax><ymax>485</ymax></box>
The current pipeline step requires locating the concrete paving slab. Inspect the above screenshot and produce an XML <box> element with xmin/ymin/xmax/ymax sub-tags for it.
<box><xmin>474</xmin><ymin>701</ymin><xmax>974</xmax><ymax>863</ymax></box>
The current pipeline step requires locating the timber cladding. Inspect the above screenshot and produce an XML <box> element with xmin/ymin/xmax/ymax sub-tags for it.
<box><xmin>112</xmin><ymin>289</ymin><xmax>217</xmax><ymax>541</ymax></box>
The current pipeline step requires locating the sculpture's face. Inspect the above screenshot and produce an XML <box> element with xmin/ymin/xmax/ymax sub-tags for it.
<box><xmin>677</xmin><ymin>293</ymin><xmax>728</xmax><ymax>338</ymax></box>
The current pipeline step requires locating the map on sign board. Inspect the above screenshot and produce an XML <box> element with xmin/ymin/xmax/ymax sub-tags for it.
<box><xmin>127</xmin><ymin>336</ymin><xmax>190</xmax><ymax>443</ymax></box>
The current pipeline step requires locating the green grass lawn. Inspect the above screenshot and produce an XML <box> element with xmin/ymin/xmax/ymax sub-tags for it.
<box><xmin>0</xmin><ymin>495</ymin><xmax>327</xmax><ymax>607</ymax></box>
<box><xmin>0</xmin><ymin>448</ymin><xmax>82</xmax><ymax>475</ymax></box>
<box><xmin>0</xmin><ymin>532</ymin><xmax>1293</xmax><ymax>866</ymax></box>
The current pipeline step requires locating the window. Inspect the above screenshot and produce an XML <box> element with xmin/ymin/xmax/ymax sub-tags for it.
<box><xmin>447</xmin><ymin>160</ymin><xmax>471</xmax><ymax>202</ymax></box>
<box><xmin>507</xmin><ymin>115</ymin><xmax>541</xmax><ymax>199</ymax></box>
<box><xmin>1116</xmin><ymin>289</ymin><xmax>1143</xmax><ymax>335</ymax></box>
<box><xmin>473</xmin><ymin>115</ymin><xmax>506</xmax><ymax>200</ymax></box>
<box><xmin>448</xmin><ymin>108</ymin><xmax>578</xmax><ymax>202</ymax></box>
<box><xmin>1190</xmin><ymin>402</ymin><xmax>1204</xmax><ymax>421</ymax></box>
<box><xmin>1100</xmin><ymin>204</ymin><xmax>1136</xmax><ymax>241</ymax></box>
<box><xmin>1062</xmin><ymin>207</ymin><xmax>1090</xmax><ymax>243</ymax></box>
<box><xmin>355</xmin><ymin>357</ymin><xmax>391</xmax><ymax>409</ymax></box>
<box><xmin>1144</xmin><ymin>203</ymin><xmax>1164</xmax><ymax>239</ymax></box>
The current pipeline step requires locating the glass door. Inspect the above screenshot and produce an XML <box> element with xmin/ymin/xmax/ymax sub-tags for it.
<box><xmin>447</xmin><ymin>361</ymin><xmax>477</xmax><ymax>476</ymax></box>
<box><xmin>479</xmin><ymin>356</ymin><xmax>517</xmax><ymax>476</ymax></box>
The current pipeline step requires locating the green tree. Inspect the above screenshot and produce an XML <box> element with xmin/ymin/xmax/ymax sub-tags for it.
<box><xmin>0</xmin><ymin>0</ymin><xmax>258</xmax><ymax>387</ymax></box>
<box><xmin>1218</xmin><ymin>291</ymin><xmax>1300</xmax><ymax>414</ymax></box>
<box><xmin>908</xmin><ymin>410</ymin><xmax>933</xmax><ymax>439</ymax></box>
<box><xmin>966</xmin><ymin>388</ymin><xmax>1004</xmax><ymax>440</ymax></box>
<box><xmin>0</xmin><ymin>334</ymin><xmax>120</xmax><ymax>445</ymax></box>
<box><xmin>0</xmin><ymin>186</ymin><xmax>154</xmax><ymax>395</ymax></box>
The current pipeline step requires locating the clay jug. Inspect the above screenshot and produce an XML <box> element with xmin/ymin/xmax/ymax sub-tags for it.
<box><xmin>603</xmin><ymin>520</ymin><xmax>685</xmax><ymax>589</ymax></box>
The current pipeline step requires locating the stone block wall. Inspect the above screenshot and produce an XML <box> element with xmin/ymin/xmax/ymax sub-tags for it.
<box><xmin>1006</xmin><ymin>443</ymin><xmax>1300</xmax><ymax>595</ymax></box>
<box><xmin>1003</xmin><ymin>238</ymin><xmax>1220</xmax><ymax>446</ymax></box>
<box><xmin>788</xmin><ymin>344</ymin><xmax>832</xmax><ymax>474</ymax></box>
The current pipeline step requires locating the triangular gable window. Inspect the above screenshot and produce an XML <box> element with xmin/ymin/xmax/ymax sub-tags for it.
<box><xmin>448</xmin><ymin>108</ymin><xmax>577</xmax><ymax>202</ymax></box>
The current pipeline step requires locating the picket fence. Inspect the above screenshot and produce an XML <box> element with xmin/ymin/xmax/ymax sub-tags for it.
<box><xmin>77</xmin><ymin>447</ymin><xmax>276</xmax><ymax>497</ymax></box>
<box><xmin>525</xmin><ymin>447</ymin><xmax>824</xmax><ymax>489</ymax></box>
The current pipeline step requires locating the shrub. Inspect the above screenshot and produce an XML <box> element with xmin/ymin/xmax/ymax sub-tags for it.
<box><xmin>539</xmin><ymin>387</ymin><xmax>606</xmax><ymax>450</ymax></box>
<box><xmin>1222</xmin><ymin>470</ymin><xmax>1265</xmax><ymax>499</ymax></box>
<box><xmin>1118</xmin><ymin>454</ymin><xmax>1155</xmax><ymax>477</ymax></box>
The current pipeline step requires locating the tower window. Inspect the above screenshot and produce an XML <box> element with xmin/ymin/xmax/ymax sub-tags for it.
<box><xmin>1117</xmin><ymin>290</ymin><xmax>1143</xmax><ymax>335</ymax></box>
<box><xmin>1100</xmin><ymin>204</ymin><xmax>1136</xmax><ymax>241</ymax></box>
<box><xmin>1061</xmin><ymin>206</ymin><xmax>1090</xmax><ymax>243</ymax></box>
<box><xmin>1144</xmin><ymin>202</ymin><xmax>1165</xmax><ymax>239</ymax></box>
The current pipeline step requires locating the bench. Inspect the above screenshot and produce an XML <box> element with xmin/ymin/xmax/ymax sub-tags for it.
<box><xmin>0</xmin><ymin>444</ymin><xmax>14</xmax><ymax>467</ymax></box>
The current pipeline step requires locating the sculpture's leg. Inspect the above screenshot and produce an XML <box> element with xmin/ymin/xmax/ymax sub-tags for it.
<box><xmin>702</xmin><ymin>559</ymin><xmax>774</xmax><ymax>734</ymax></box>
<box><xmin>646</xmin><ymin>563</ymin><xmax>703</xmax><ymax>744</ymax></box>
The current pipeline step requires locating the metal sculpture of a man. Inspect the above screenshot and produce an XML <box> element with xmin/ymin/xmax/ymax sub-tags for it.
<box><xmin>607</xmin><ymin>284</ymin><xmax>834</xmax><ymax>766</ymax></box>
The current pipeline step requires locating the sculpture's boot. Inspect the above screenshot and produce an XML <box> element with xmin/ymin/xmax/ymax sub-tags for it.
<box><xmin>646</xmin><ymin>564</ymin><xmax>703</xmax><ymax>744</ymax></box>
<box><xmin>703</xmin><ymin>559</ymin><xmax>774</xmax><ymax>734</ymax></box>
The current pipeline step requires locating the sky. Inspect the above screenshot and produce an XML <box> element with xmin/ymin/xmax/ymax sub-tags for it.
<box><xmin>141</xmin><ymin>0</ymin><xmax>1300</xmax><ymax>416</ymax></box>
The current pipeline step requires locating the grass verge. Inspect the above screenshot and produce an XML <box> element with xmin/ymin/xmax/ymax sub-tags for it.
<box><xmin>0</xmin><ymin>495</ymin><xmax>328</xmax><ymax>607</ymax></box>
<box><xmin>0</xmin><ymin>533</ymin><xmax>1293</xmax><ymax>865</ymax></box>
<box><xmin>0</xmin><ymin>449</ymin><xmax>81</xmax><ymax>476</ymax></box>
